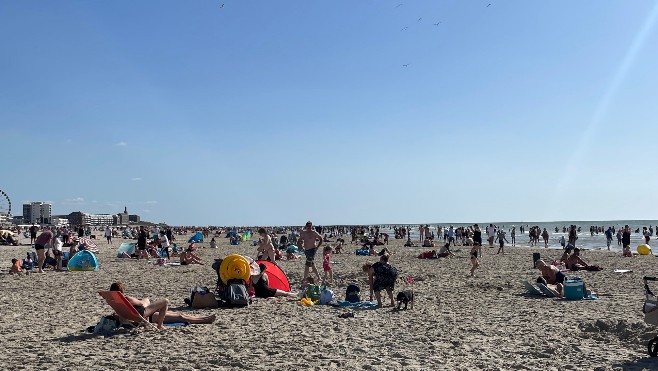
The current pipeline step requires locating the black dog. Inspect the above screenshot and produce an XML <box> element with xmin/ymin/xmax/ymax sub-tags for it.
<box><xmin>396</xmin><ymin>290</ymin><xmax>414</xmax><ymax>310</ymax></box>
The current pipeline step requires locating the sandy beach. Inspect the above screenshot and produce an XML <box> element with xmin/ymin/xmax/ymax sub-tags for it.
<box><xmin>1</xmin><ymin>233</ymin><xmax>658</xmax><ymax>371</ymax></box>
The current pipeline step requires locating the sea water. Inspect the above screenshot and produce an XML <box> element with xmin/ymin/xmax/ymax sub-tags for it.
<box><xmin>380</xmin><ymin>220</ymin><xmax>658</xmax><ymax>252</ymax></box>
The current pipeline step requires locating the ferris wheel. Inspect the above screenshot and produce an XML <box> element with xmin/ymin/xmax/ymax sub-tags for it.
<box><xmin>0</xmin><ymin>189</ymin><xmax>11</xmax><ymax>218</ymax></box>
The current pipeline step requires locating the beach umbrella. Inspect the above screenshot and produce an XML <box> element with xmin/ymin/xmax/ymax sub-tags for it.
<box><xmin>82</xmin><ymin>238</ymin><xmax>97</xmax><ymax>248</ymax></box>
<box><xmin>256</xmin><ymin>260</ymin><xmax>290</xmax><ymax>292</ymax></box>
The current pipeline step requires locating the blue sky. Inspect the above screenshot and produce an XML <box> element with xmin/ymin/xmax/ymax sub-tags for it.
<box><xmin>2</xmin><ymin>1</ymin><xmax>658</xmax><ymax>226</ymax></box>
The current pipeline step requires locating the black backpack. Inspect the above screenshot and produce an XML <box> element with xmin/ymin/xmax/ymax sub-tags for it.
<box><xmin>223</xmin><ymin>279</ymin><xmax>249</xmax><ymax>307</ymax></box>
<box><xmin>345</xmin><ymin>284</ymin><xmax>361</xmax><ymax>303</ymax></box>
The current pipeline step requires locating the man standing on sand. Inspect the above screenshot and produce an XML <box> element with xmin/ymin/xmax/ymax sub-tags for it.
<box><xmin>29</xmin><ymin>224</ymin><xmax>38</xmax><ymax>245</ymax></box>
<box><xmin>299</xmin><ymin>221</ymin><xmax>322</xmax><ymax>283</ymax></box>
<box><xmin>34</xmin><ymin>228</ymin><xmax>54</xmax><ymax>273</ymax></box>
<box><xmin>419</xmin><ymin>225</ymin><xmax>424</xmax><ymax>242</ymax></box>
<box><xmin>487</xmin><ymin>224</ymin><xmax>496</xmax><ymax>247</ymax></box>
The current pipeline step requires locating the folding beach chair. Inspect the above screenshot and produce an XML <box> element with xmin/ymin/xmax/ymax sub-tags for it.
<box><xmin>98</xmin><ymin>291</ymin><xmax>156</xmax><ymax>329</ymax></box>
<box><xmin>522</xmin><ymin>281</ymin><xmax>543</xmax><ymax>296</ymax></box>
<box><xmin>536</xmin><ymin>283</ymin><xmax>557</xmax><ymax>297</ymax></box>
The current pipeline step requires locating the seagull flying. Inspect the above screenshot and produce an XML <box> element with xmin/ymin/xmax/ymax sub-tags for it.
<box><xmin>402</xmin><ymin>64</ymin><xmax>410</xmax><ymax>67</ymax></box>
<box><xmin>487</xmin><ymin>3</ymin><xmax>492</xmax><ymax>7</ymax></box>
<box><xmin>395</xmin><ymin>3</ymin><xmax>404</xmax><ymax>8</ymax></box>
<box><xmin>433</xmin><ymin>21</ymin><xmax>442</xmax><ymax>26</ymax></box>
<box><xmin>401</xmin><ymin>26</ymin><xmax>408</xmax><ymax>31</ymax></box>
<box><xmin>417</xmin><ymin>17</ymin><xmax>423</xmax><ymax>22</ymax></box>
<box><xmin>220</xmin><ymin>3</ymin><xmax>224</xmax><ymax>8</ymax></box>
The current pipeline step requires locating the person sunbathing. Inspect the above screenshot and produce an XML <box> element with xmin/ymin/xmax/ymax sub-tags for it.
<box><xmin>438</xmin><ymin>243</ymin><xmax>455</xmax><ymax>258</ymax></box>
<box><xmin>285</xmin><ymin>247</ymin><xmax>300</xmax><ymax>260</ymax></box>
<box><xmin>180</xmin><ymin>248</ymin><xmax>203</xmax><ymax>265</ymax></box>
<box><xmin>422</xmin><ymin>237</ymin><xmax>435</xmax><ymax>248</ymax></box>
<box><xmin>559</xmin><ymin>248</ymin><xmax>573</xmax><ymax>265</ymax></box>
<box><xmin>250</xmin><ymin>263</ymin><xmax>297</xmax><ymax>298</ymax></box>
<box><xmin>109</xmin><ymin>282</ymin><xmax>215</xmax><ymax>330</ymax></box>
<box><xmin>565</xmin><ymin>248</ymin><xmax>602</xmax><ymax>271</ymax></box>
<box><xmin>535</xmin><ymin>260</ymin><xmax>566</xmax><ymax>285</ymax></box>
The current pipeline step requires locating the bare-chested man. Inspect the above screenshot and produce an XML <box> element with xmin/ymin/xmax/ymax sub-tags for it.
<box><xmin>299</xmin><ymin>221</ymin><xmax>322</xmax><ymax>283</ymax></box>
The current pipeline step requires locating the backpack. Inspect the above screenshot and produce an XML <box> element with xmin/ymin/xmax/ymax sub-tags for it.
<box><xmin>345</xmin><ymin>284</ymin><xmax>361</xmax><ymax>303</ymax></box>
<box><xmin>319</xmin><ymin>288</ymin><xmax>335</xmax><ymax>305</ymax></box>
<box><xmin>93</xmin><ymin>316</ymin><xmax>119</xmax><ymax>335</ymax></box>
<box><xmin>223</xmin><ymin>279</ymin><xmax>249</xmax><ymax>307</ymax></box>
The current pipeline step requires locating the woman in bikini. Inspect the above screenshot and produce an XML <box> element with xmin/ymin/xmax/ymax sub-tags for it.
<box><xmin>109</xmin><ymin>282</ymin><xmax>215</xmax><ymax>330</ymax></box>
<box><xmin>470</xmin><ymin>242</ymin><xmax>482</xmax><ymax>276</ymax></box>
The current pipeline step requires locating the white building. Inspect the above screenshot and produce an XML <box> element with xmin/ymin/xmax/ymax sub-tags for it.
<box><xmin>51</xmin><ymin>217</ymin><xmax>69</xmax><ymax>227</ymax></box>
<box><xmin>22</xmin><ymin>202</ymin><xmax>52</xmax><ymax>224</ymax></box>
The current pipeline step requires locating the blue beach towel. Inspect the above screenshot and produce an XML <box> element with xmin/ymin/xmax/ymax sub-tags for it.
<box><xmin>335</xmin><ymin>301</ymin><xmax>379</xmax><ymax>309</ymax></box>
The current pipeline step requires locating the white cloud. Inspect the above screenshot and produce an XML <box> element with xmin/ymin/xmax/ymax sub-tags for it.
<box><xmin>131</xmin><ymin>177</ymin><xmax>142</xmax><ymax>181</ymax></box>
<box><xmin>116</xmin><ymin>141</ymin><xmax>128</xmax><ymax>147</ymax></box>
<box><xmin>62</xmin><ymin>197</ymin><xmax>85</xmax><ymax>205</ymax></box>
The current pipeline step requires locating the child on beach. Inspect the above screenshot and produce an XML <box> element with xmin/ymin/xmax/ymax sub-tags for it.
<box><xmin>622</xmin><ymin>245</ymin><xmax>634</xmax><ymax>257</ymax></box>
<box><xmin>9</xmin><ymin>259</ymin><xmax>22</xmax><ymax>274</ymax></box>
<box><xmin>322</xmin><ymin>246</ymin><xmax>333</xmax><ymax>284</ymax></box>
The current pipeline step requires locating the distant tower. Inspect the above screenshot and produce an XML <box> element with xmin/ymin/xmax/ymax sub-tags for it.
<box><xmin>124</xmin><ymin>206</ymin><xmax>128</xmax><ymax>214</ymax></box>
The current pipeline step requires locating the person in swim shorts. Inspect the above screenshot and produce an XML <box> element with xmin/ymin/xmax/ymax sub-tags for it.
<box><xmin>34</xmin><ymin>228</ymin><xmax>54</xmax><ymax>273</ymax></box>
<box><xmin>299</xmin><ymin>221</ymin><xmax>322</xmax><ymax>283</ymax></box>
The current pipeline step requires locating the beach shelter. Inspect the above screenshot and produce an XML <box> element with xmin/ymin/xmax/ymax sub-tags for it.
<box><xmin>188</xmin><ymin>232</ymin><xmax>203</xmax><ymax>243</ymax></box>
<box><xmin>117</xmin><ymin>242</ymin><xmax>136</xmax><ymax>258</ymax></box>
<box><xmin>225</xmin><ymin>230</ymin><xmax>237</xmax><ymax>239</ymax></box>
<box><xmin>68</xmin><ymin>250</ymin><xmax>99</xmax><ymax>271</ymax></box>
<box><xmin>256</xmin><ymin>260</ymin><xmax>290</xmax><ymax>292</ymax></box>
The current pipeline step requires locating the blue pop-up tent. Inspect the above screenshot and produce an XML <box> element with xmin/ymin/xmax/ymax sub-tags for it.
<box><xmin>188</xmin><ymin>232</ymin><xmax>203</xmax><ymax>243</ymax></box>
<box><xmin>68</xmin><ymin>250</ymin><xmax>99</xmax><ymax>271</ymax></box>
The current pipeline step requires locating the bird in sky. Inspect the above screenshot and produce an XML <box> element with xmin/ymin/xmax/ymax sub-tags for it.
<box><xmin>401</xmin><ymin>26</ymin><xmax>408</xmax><ymax>31</ymax></box>
<box><xmin>220</xmin><ymin>3</ymin><xmax>224</xmax><ymax>8</ymax></box>
<box><xmin>433</xmin><ymin>21</ymin><xmax>442</xmax><ymax>26</ymax></box>
<box><xmin>417</xmin><ymin>17</ymin><xmax>423</xmax><ymax>22</ymax></box>
<box><xmin>402</xmin><ymin>64</ymin><xmax>410</xmax><ymax>67</ymax></box>
<box><xmin>487</xmin><ymin>3</ymin><xmax>492</xmax><ymax>7</ymax></box>
<box><xmin>395</xmin><ymin>3</ymin><xmax>404</xmax><ymax>8</ymax></box>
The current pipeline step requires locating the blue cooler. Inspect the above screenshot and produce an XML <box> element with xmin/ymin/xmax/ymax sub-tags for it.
<box><xmin>564</xmin><ymin>278</ymin><xmax>584</xmax><ymax>300</ymax></box>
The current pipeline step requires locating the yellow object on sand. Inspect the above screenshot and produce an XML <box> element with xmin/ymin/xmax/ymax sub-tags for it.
<box><xmin>637</xmin><ymin>244</ymin><xmax>652</xmax><ymax>255</ymax></box>
<box><xmin>299</xmin><ymin>297</ymin><xmax>315</xmax><ymax>306</ymax></box>
<box><xmin>219</xmin><ymin>254</ymin><xmax>251</xmax><ymax>284</ymax></box>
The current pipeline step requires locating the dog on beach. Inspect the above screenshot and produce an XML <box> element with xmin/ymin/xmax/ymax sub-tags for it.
<box><xmin>396</xmin><ymin>290</ymin><xmax>414</xmax><ymax>310</ymax></box>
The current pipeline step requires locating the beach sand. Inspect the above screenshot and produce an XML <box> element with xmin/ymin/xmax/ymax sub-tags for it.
<box><xmin>1</xmin><ymin>233</ymin><xmax>658</xmax><ymax>370</ymax></box>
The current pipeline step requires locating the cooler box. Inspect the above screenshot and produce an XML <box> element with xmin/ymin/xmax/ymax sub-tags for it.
<box><xmin>564</xmin><ymin>278</ymin><xmax>584</xmax><ymax>300</ymax></box>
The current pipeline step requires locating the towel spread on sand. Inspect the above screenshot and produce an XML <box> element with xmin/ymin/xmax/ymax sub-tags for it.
<box><xmin>335</xmin><ymin>301</ymin><xmax>379</xmax><ymax>309</ymax></box>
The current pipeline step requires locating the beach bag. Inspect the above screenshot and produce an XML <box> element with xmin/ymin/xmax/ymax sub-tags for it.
<box><xmin>345</xmin><ymin>284</ymin><xmax>361</xmax><ymax>303</ymax></box>
<box><xmin>306</xmin><ymin>285</ymin><xmax>321</xmax><ymax>302</ymax></box>
<box><xmin>187</xmin><ymin>286</ymin><xmax>218</xmax><ymax>309</ymax></box>
<box><xmin>224</xmin><ymin>279</ymin><xmax>249</xmax><ymax>307</ymax></box>
<box><xmin>319</xmin><ymin>288</ymin><xmax>335</xmax><ymax>305</ymax></box>
<box><xmin>93</xmin><ymin>316</ymin><xmax>119</xmax><ymax>335</ymax></box>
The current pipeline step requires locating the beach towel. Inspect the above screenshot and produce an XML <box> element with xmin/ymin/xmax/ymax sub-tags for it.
<box><xmin>334</xmin><ymin>301</ymin><xmax>379</xmax><ymax>309</ymax></box>
<box><xmin>614</xmin><ymin>269</ymin><xmax>632</xmax><ymax>273</ymax></box>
